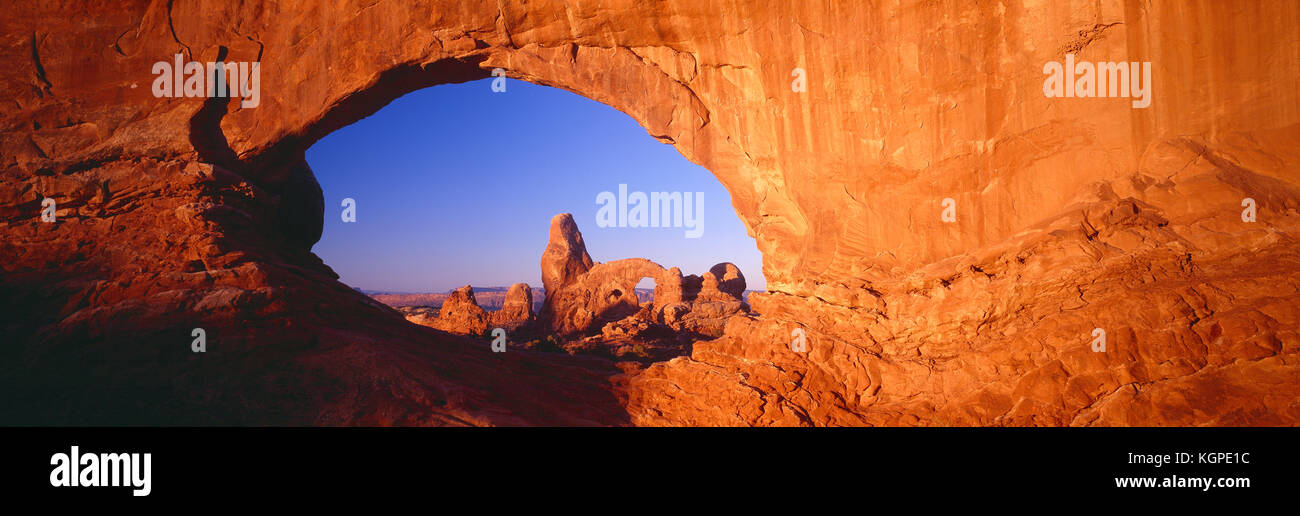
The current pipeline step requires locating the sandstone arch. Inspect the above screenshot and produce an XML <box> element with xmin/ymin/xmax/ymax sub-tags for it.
<box><xmin>3</xmin><ymin>1</ymin><xmax>1300</xmax><ymax>426</ymax></box>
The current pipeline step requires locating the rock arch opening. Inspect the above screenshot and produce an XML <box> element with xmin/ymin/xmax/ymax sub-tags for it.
<box><xmin>302</xmin><ymin>76</ymin><xmax>762</xmax><ymax>364</ymax></box>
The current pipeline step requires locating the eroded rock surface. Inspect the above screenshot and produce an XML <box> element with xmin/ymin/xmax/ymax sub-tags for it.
<box><xmin>400</xmin><ymin>283</ymin><xmax>535</xmax><ymax>335</ymax></box>
<box><xmin>1</xmin><ymin>1</ymin><xmax>1298</xmax><ymax>426</ymax></box>
<box><xmin>537</xmin><ymin>213</ymin><xmax>749</xmax><ymax>341</ymax></box>
<box><xmin>428</xmin><ymin>285</ymin><xmax>488</xmax><ymax>336</ymax></box>
<box><xmin>399</xmin><ymin>306</ymin><xmax>440</xmax><ymax>328</ymax></box>
<box><xmin>488</xmin><ymin>283</ymin><xmax>535</xmax><ymax>330</ymax></box>
<box><xmin>540</xmin><ymin>213</ymin><xmax>594</xmax><ymax>300</ymax></box>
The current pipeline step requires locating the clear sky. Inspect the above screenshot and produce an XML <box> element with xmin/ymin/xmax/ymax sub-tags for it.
<box><xmin>306</xmin><ymin>78</ymin><xmax>765</xmax><ymax>293</ymax></box>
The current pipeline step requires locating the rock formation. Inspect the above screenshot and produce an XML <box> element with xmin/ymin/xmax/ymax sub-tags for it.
<box><xmin>544</xmin><ymin>256</ymin><xmax>666</xmax><ymax>337</ymax></box>
<box><xmin>645</xmin><ymin>265</ymin><xmax>750</xmax><ymax>338</ymax></box>
<box><xmin>427</xmin><ymin>285</ymin><xmax>488</xmax><ymax>336</ymax></box>
<box><xmin>674</xmin><ymin>270</ymin><xmax>749</xmax><ymax>338</ymax></box>
<box><xmin>400</xmin><ymin>283</ymin><xmax>534</xmax><ymax>335</ymax></box>
<box><xmin>2</xmin><ymin>1</ymin><xmax>1298</xmax><ymax>426</ymax></box>
<box><xmin>708</xmin><ymin>263</ymin><xmax>746</xmax><ymax>300</ymax></box>
<box><xmin>399</xmin><ymin>306</ymin><xmax>440</xmax><ymax>329</ymax></box>
<box><xmin>488</xmin><ymin>283</ymin><xmax>535</xmax><ymax>330</ymax></box>
<box><xmin>537</xmin><ymin>213</ymin><xmax>749</xmax><ymax>340</ymax></box>
<box><xmin>540</xmin><ymin>214</ymin><xmax>594</xmax><ymax>299</ymax></box>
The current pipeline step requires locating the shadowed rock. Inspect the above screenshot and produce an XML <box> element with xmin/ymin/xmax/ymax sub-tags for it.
<box><xmin>708</xmin><ymin>262</ymin><xmax>746</xmax><ymax>299</ymax></box>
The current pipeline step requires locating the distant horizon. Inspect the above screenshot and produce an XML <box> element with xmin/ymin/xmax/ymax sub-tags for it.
<box><xmin>307</xmin><ymin>79</ymin><xmax>766</xmax><ymax>293</ymax></box>
<box><xmin>355</xmin><ymin>285</ymin><xmax>763</xmax><ymax>296</ymax></box>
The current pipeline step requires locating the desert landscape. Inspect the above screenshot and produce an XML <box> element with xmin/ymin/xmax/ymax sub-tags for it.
<box><xmin>383</xmin><ymin>213</ymin><xmax>754</xmax><ymax>364</ymax></box>
<box><xmin>2</xmin><ymin>0</ymin><xmax>1298</xmax><ymax>427</ymax></box>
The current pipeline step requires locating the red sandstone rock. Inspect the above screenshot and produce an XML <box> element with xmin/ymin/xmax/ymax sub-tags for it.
<box><xmin>535</xmin><ymin>215</ymin><xmax>750</xmax><ymax>339</ymax></box>
<box><xmin>488</xmin><ymin>282</ymin><xmax>534</xmax><ymax>330</ymax></box>
<box><xmin>399</xmin><ymin>306</ymin><xmax>440</xmax><ymax>328</ymax></box>
<box><xmin>1</xmin><ymin>1</ymin><xmax>1298</xmax><ymax>426</ymax></box>
<box><xmin>429</xmin><ymin>285</ymin><xmax>488</xmax><ymax>336</ymax></box>
<box><xmin>544</xmin><ymin>257</ymin><xmax>667</xmax><ymax>337</ymax></box>
<box><xmin>540</xmin><ymin>213</ymin><xmax>593</xmax><ymax>299</ymax></box>
<box><xmin>708</xmin><ymin>263</ymin><xmax>746</xmax><ymax>300</ymax></box>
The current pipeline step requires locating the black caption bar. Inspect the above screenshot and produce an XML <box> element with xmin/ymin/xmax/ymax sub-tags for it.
<box><xmin>0</xmin><ymin>427</ymin><xmax>1292</xmax><ymax>502</ymax></box>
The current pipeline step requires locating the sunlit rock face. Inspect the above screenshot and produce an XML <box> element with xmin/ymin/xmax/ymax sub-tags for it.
<box><xmin>429</xmin><ymin>286</ymin><xmax>488</xmax><ymax>336</ymax></box>
<box><xmin>2</xmin><ymin>1</ymin><xmax>1298</xmax><ymax>425</ymax></box>
<box><xmin>404</xmin><ymin>283</ymin><xmax>535</xmax><ymax>334</ymax></box>
<box><xmin>488</xmin><ymin>283</ymin><xmax>535</xmax><ymax>331</ymax></box>
<box><xmin>537</xmin><ymin>213</ymin><xmax>749</xmax><ymax>340</ymax></box>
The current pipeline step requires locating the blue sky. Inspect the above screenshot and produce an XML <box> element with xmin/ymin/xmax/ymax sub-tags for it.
<box><xmin>306</xmin><ymin>78</ymin><xmax>764</xmax><ymax>293</ymax></box>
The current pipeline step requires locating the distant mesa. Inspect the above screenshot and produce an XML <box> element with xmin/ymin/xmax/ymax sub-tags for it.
<box><xmin>376</xmin><ymin>288</ymin><xmax>546</xmax><ymax>312</ymax></box>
